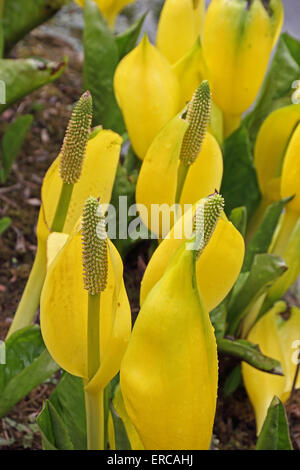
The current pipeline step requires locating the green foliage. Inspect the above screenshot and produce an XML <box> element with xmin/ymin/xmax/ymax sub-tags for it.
<box><xmin>116</xmin><ymin>12</ymin><xmax>147</xmax><ymax>60</ymax></box>
<box><xmin>2</xmin><ymin>0</ymin><xmax>70</xmax><ymax>51</ymax></box>
<box><xmin>0</xmin><ymin>114</ymin><xmax>33</xmax><ymax>183</ymax></box>
<box><xmin>229</xmin><ymin>206</ymin><xmax>247</xmax><ymax>238</ymax></box>
<box><xmin>37</xmin><ymin>372</ymin><xmax>87</xmax><ymax>450</ymax></box>
<box><xmin>217</xmin><ymin>338</ymin><xmax>283</xmax><ymax>375</ymax></box>
<box><xmin>223</xmin><ymin>365</ymin><xmax>242</xmax><ymax>398</ymax></box>
<box><xmin>256</xmin><ymin>396</ymin><xmax>293</xmax><ymax>450</ymax></box>
<box><xmin>0</xmin><ymin>326</ymin><xmax>59</xmax><ymax>418</ymax></box>
<box><xmin>245</xmin><ymin>33</ymin><xmax>300</xmax><ymax>145</ymax></box>
<box><xmin>0</xmin><ymin>58</ymin><xmax>66</xmax><ymax>114</ymax></box>
<box><xmin>221</xmin><ymin>126</ymin><xmax>260</xmax><ymax>220</ymax></box>
<box><xmin>242</xmin><ymin>197</ymin><xmax>292</xmax><ymax>272</ymax></box>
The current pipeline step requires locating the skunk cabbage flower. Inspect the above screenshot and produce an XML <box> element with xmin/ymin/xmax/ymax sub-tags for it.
<box><xmin>75</xmin><ymin>0</ymin><xmax>135</xmax><ymax>28</ymax></box>
<box><xmin>136</xmin><ymin>81</ymin><xmax>223</xmax><ymax>238</ymax></box>
<box><xmin>140</xmin><ymin>204</ymin><xmax>244</xmax><ymax>312</ymax></box>
<box><xmin>7</xmin><ymin>93</ymin><xmax>122</xmax><ymax>337</ymax></box>
<box><xmin>114</xmin><ymin>35</ymin><xmax>180</xmax><ymax>159</ymax></box>
<box><xmin>120</xmin><ymin>194</ymin><xmax>223</xmax><ymax>449</ymax></box>
<box><xmin>202</xmin><ymin>0</ymin><xmax>283</xmax><ymax>136</ymax></box>
<box><xmin>156</xmin><ymin>0</ymin><xmax>206</xmax><ymax>64</ymax></box>
<box><xmin>242</xmin><ymin>301</ymin><xmax>300</xmax><ymax>434</ymax></box>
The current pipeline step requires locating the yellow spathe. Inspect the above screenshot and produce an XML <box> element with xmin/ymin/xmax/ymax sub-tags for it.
<box><xmin>40</xmin><ymin>231</ymin><xmax>131</xmax><ymax>392</ymax></box>
<box><xmin>156</xmin><ymin>0</ymin><xmax>205</xmax><ymax>64</ymax></box>
<box><xmin>202</xmin><ymin>0</ymin><xmax>283</xmax><ymax>117</ymax></box>
<box><xmin>121</xmin><ymin>241</ymin><xmax>218</xmax><ymax>450</ymax></box>
<box><xmin>242</xmin><ymin>302</ymin><xmax>300</xmax><ymax>434</ymax></box>
<box><xmin>140</xmin><ymin>206</ymin><xmax>245</xmax><ymax>312</ymax></box>
<box><xmin>114</xmin><ymin>36</ymin><xmax>180</xmax><ymax>160</ymax></box>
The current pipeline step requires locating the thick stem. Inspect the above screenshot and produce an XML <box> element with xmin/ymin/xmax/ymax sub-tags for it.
<box><xmin>223</xmin><ymin>112</ymin><xmax>241</xmax><ymax>139</ymax></box>
<box><xmin>175</xmin><ymin>162</ymin><xmax>189</xmax><ymax>205</ymax></box>
<box><xmin>85</xmin><ymin>388</ymin><xmax>105</xmax><ymax>450</ymax></box>
<box><xmin>51</xmin><ymin>182</ymin><xmax>74</xmax><ymax>232</ymax></box>
<box><xmin>6</xmin><ymin>240</ymin><xmax>47</xmax><ymax>338</ymax></box>
<box><xmin>271</xmin><ymin>208</ymin><xmax>299</xmax><ymax>256</ymax></box>
<box><xmin>85</xmin><ymin>293</ymin><xmax>104</xmax><ymax>450</ymax></box>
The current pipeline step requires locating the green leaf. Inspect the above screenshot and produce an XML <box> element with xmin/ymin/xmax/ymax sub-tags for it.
<box><xmin>83</xmin><ymin>0</ymin><xmax>124</xmax><ymax>133</ymax></box>
<box><xmin>110</xmin><ymin>402</ymin><xmax>131</xmax><ymax>451</ymax></box>
<box><xmin>217</xmin><ymin>338</ymin><xmax>283</xmax><ymax>375</ymax></box>
<box><xmin>229</xmin><ymin>206</ymin><xmax>247</xmax><ymax>238</ymax></box>
<box><xmin>256</xmin><ymin>396</ymin><xmax>293</xmax><ymax>450</ymax></box>
<box><xmin>243</xmin><ymin>197</ymin><xmax>292</xmax><ymax>272</ymax></box>
<box><xmin>0</xmin><ymin>216</ymin><xmax>11</xmax><ymax>235</ymax></box>
<box><xmin>223</xmin><ymin>365</ymin><xmax>242</xmax><ymax>398</ymax></box>
<box><xmin>115</xmin><ymin>12</ymin><xmax>147</xmax><ymax>60</ymax></box>
<box><xmin>220</xmin><ymin>126</ymin><xmax>260</xmax><ymax>219</ymax></box>
<box><xmin>0</xmin><ymin>58</ymin><xmax>66</xmax><ymax>114</ymax></box>
<box><xmin>3</xmin><ymin>0</ymin><xmax>69</xmax><ymax>51</ymax></box>
<box><xmin>37</xmin><ymin>372</ymin><xmax>87</xmax><ymax>450</ymax></box>
<box><xmin>0</xmin><ymin>114</ymin><xmax>33</xmax><ymax>182</ymax></box>
<box><xmin>38</xmin><ymin>401</ymin><xmax>74</xmax><ymax>450</ymax></box>
<box><xmin>227</xmin><ymin>254</ymin><xmax>287</xmax><ymax>335</ymax></box>
<box><xmin>244</xmin><ymin>33</ymin><xmax>300</xmax><ymax>145</ymax></box>
<box><xmin>210</xmin><ymin>303</ymin><xmax>226</xmax><ymax>339</ymax></box>
<box><xmin>0</xmin><ymin>325</ymin><xmax>59</xmax><ymax>418</ymax></box>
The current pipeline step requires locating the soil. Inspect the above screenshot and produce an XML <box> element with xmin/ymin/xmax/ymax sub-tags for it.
<box><xmin>0</xmin><ymin>23</ymin><xmax>299</xmax><ymax>451</ymax></box>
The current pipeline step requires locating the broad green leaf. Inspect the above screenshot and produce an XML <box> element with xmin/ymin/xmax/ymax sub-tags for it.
<box><xmin>243</xmin><ymin>197</ymin><xmax>292</xmax><ymax>272</ymax></box>
<box><xmin>0</xmin><ymin>58</ymin><xmax>66</xmax><ymax>114</ymax></box>
<box><xmin>256</xmin><ymin>396</ymin><xmax>293</xmax><ymax>450</ymax></box>
<box><xmin>0</xmin><ymin>114</ymin><xmax>33</xmax><ymax>182</ymax></box>
<box><xmin>115</xmin><ymin>12</ymin><xmax>147</xmax><ymax>61</ymax></box>
<box><xmin>0</xmin><ymin>216</ymin><xmax>11</xmax><ymax>235</ymax></box>
<box><xmin>83</xmin><ymin>0</ymin><xmax>124</xmax><ymax>133</ymax></box>
<box><xmin>37</xmin><ymin>372</ymin><xmax>86</xmax><ymax>450</ymax></box>
<box><xmin>0</xmin><ymin>0</ymin><xmax>4</xmax><ymax>58</ymax></box>
<box><xmin>217</xmin><ymin>339</ymin><xmax>283</xmax><ymax>375</ymax></box>
<box><xmin>38</xmin><ymin>401</ymin><xmax>74</xmax><ymax>450</ymax></box>
<box><xmin>244</xmin><ymin>33</ymin><xmax>300</xmax><ymax>145</ymax></box>
<box><xmin>210</xmin><ymin>303</ymin><xmax>226</xmax><ymax>340</ymax></box>
<box><xmin>229</xmin><ymin>206</ymin><xmax>247</xmax><ymax>238</ymax></box>
<box><xmin>227</xmin><ymin>254</ymin><xmax>287</xmax><ymax>335</ymax></box>
<box><xmin>220</xmin><ymin>126</ymin><xmax>260</xmax><ymax>219</ymax></box>
<box><xmin>0</xmin><ymin>325</ymin><xmax>59</xmax><ymax>418</ymax></box>
<box><xmin>3</xmin><ymin>0</ymin><xmax>69</xmax><ymax>51</ymax></box>
<box><xmin>223</xmin><ymin>365</ymin><xmax>242</xmax><ymax>398</ymax></box>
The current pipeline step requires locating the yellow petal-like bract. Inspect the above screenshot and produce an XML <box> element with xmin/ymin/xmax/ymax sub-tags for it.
<box><xmin>114</xmin><ymin>36</ymin><xmax>180</xmax><ymax>159</ymax></box>
<box><xmin>156</xmin><ymin>0</ymin><xmax>205</xmax><ymax>64</ymax></box>
<box><xmin>121</xmin><ymin>241</ymin><xmax>218</xmax><ymax>449</ymax></box>
<box><xmin>38</xmin><ymin>129</ymin><xmax>122</xmax><ymax>236</ymax></box>
<box><xmin>136</xmin><ymin>114</ymin><xmax>223</xmax><ymax>238</ymax></box>
<box><xmin>140</xmin><ymin>206</ymin><xmax>245</xmax><ymax>312</ymax></box>
<box><xmin>203</xmin><ymin>0</ymin><xmax>283</xmax><ymax>118</ymax></box>
<box><xmin>74</xmin><ymin>0</ymin><xmax>135</xmax><ymax>28</ymax></box>
<box><xmin>242</xmin><ymin>302</ymin><xmax>300</xmax><ymax>434</ymax></box>
<box><xmin>41</xmin><ymin>232</ymin><xmax>131</xmax><ymax>392</ymax></box>
<box><xmin>281</xmin><ymin>121</ymin><xmax>300</xmax><ymax>213</ymax></box>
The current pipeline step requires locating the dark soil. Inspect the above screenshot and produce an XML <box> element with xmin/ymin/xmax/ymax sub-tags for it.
<box><xmin>0</xmin><ymin>24</ymin><xmax>299</xmax><ymax>451</ymax></box>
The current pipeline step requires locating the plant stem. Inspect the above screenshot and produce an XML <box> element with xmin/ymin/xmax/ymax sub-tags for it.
<box><xmin>175</xmin><ymin>162</ymin><xmax>189</xmax><ymax>205</ymax></box>
<box><xmin>246</xmin><ymin>196</ymin><xmax>272</xmax><ymax>245</ymax></box>
<box><xmin>85</xmin><ymin>293</ymin><xmax>105</xmax><ymax>450</ymax></box>
<box><xmin>51</xmin><ymin>182</ymin><xmax>74</xmax><ymax>232</ymax></box>
<box><xmin>6</xmin><ymin>240</ymin><xmax>47</xmax><ymax>338</ymax></box>
<box><xmin>223</xmin><ymin>112</ymin><xmax>241</xmax><ymax>138</ymax></box>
